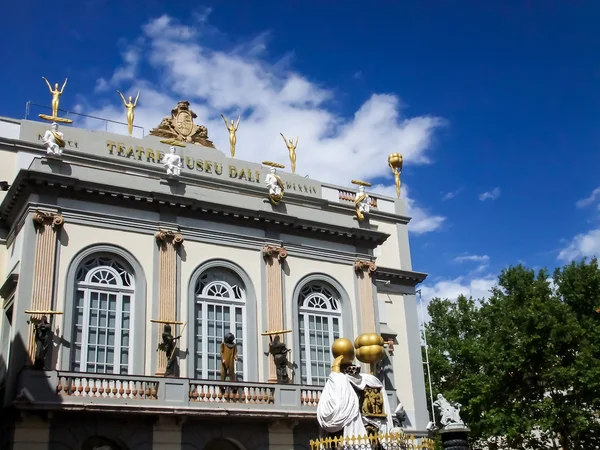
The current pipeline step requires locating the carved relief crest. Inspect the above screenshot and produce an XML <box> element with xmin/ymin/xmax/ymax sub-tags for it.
<box><xmin>149</xmin><ymin>101</ymin><xmax>215</xmax><ymax>148</ymax></box>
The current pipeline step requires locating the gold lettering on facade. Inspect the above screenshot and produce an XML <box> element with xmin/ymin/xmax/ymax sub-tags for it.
<box><xmin>104</xmin><ymin>140</ymin><xmax>317</xmax><ymax>194</ymax></box>
<box><xmin>135</xmin><ymin>146</ymin><xmax>145</xmax><ymax>160</ymax></box>
<box><xmin>186</xmin><ymin>156</ymin><xmax>194</xmax><ymax>170</ymax></box>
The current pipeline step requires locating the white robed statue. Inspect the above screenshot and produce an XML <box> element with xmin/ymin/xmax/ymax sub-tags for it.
<box><xmin>354</xmin><ymin>185</ymin><xmax>371</xmax><ymax>221</ymax></box>
<box><xmin>42</xmin><ymin>122</ymin><xmax>65</xmax><ymax>156</ymax></box>
<box><xmin>316</xmin><ymin>338</ymin><xmax>394</xmax><ymax>448</ymax></box>
<box><xmin>433</xmin><ymin>393</ymin><xmax>464</xmax><ymax>427</ymax></box>
<box><xmin>264</xmin><ymin>166</ymin><xmax>285</xmax><ymax>205</ymax></box>
<box><xmin>161</xmin><ymin>146</ymin><xmax>182</xmax><ymax>177</ymax></box>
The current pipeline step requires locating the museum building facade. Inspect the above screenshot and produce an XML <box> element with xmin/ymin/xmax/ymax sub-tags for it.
<box><xmin>0</xmin><ymin>110</ymin><xmax>429</xmax><ymax>450</ymax></box>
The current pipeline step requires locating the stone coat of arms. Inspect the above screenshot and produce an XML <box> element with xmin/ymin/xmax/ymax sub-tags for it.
<box><xmin>149</xmin><ymin>101</ymin><xmax>215</xmax><ymax>148</ymax></box>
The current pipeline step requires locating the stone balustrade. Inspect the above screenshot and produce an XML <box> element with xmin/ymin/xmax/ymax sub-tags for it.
<box><xmin>16</xmin><ymin>369</ymin><xmax>328</xmax><ymax>417</ymax></box>
<box><xmin>17</xmin><ymin>370</ymin><xmax>398</xmax><ymax>418</ymax></box>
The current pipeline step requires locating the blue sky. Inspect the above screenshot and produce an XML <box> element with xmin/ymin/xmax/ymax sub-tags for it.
<box><xmin>2</xmin><ymin>0</ymin><xmax>600</xmax><ymax>304</ymax></box>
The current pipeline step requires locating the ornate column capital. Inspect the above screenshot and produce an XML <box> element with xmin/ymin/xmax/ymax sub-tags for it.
<box><xmin>154</xmin><ymin>230</ymin><xmax>184</xmax><ymax>247</ymax></box>
<box><xmin>263</xmin><ymin>245</ymin><xmax>288</xmax><ymax>262</ymax></box>
<box><xmin>354</xmin><ymin>259</ymin><xmax>377</xmax><ymax>275</ymax></box>
<box><xmin>32</xmin><ymin>211</ymin><xmax>64</xmax><ymax>230</ymax></box>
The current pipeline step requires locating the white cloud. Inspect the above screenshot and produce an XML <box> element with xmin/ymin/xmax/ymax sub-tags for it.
<box><xmin>558</xmin><ymin>228</ymin><xmax>600</xmax><ymax>261</ymax></box>
<box><xmin>454</xmin><ymin>254</ymin><xmax>489</xmax><ymax>263</ymax></box>
<box><xmin>442</xmin><ymin>187</ymin><xmax>462</xmax><ymax>201</ymax></box>
<box><xmin>371</xmin><ymin>184</ymin><xmax>446</xmax><ymax>234</ymax></box>
<box><xmin>83</xmin><ymin>14</ymin><xmax>446</xmax><ymax>234</ymax></box>
<box><xmin>576</xmin><ymin>187</ymin><xmax>600</xmax><ymax>210</ymax></box>
<box><xmin>418</xmin><ymin>273</ymin><xmax>497</xmax><ymax>323</ymax></box>
<box><xmin>479</xmin><ymin>187</ymin><xmax>501</xmax><ymax>201</ymax></box>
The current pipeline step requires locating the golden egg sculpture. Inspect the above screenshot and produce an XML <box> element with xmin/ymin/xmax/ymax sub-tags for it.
<box><xmin>331</xmin><ymin>337</ymin><xmax>355</xmax><ymax>365</ymax></box>
<box><xmin>388</xmin><ymin>152</ymin><xmax>403</xmax><ymax>170</ymax></box>
<box><xmin>354</xmin><ymin>333</ymin><xmax>385</xmax><ymax>364</ymax></box>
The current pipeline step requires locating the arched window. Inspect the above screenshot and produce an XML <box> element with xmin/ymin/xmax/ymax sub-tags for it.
<box><xmin>298</xmin><ymin>283</ymin><xmax>342</xmax><ymax>385</ymax></box>
<box><xmin>71</xmin><ymin>255</ymin><xmax>134</xmax><ymax>374</ymax></box>
<box><xmin>194</xmin><ymin>267</ymin><xmax>246</xmax><ymax>380</ymax></box>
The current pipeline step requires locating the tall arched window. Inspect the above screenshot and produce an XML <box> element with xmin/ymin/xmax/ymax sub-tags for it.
<box><xmin>194</xmin><ymin>267</ymin><xmax>246</xmax><ymax>380</ymax></box>
<box><xmin>71</xmin><ymin>255</ymin><xmax>134</xmax><ymax>374</ymax></box>
<box><xmin>298</xmin><ymin>283</ymin><xmax>342</xmax><ymax>385</ymax></box>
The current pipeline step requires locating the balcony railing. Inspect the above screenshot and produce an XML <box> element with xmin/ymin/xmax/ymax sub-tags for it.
<box><xmin>16</xmin><ymin>369</ymin><xmax>325</xmax><ymax>417</ymax></box>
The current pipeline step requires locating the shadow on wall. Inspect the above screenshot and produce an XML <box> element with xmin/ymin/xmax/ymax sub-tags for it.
<box><xmin>2</xmin><ymin>333</ymin><xmax>63</xmax><ymax>450</ymax></box>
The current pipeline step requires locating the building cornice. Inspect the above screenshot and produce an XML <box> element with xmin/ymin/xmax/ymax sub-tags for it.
<box><xmin>1</xmin><ymin>168</ymin><xmax>391</xmax><ymax>249</ymax></box>
<box><xmin>374</xmin><ymin>266</ymin><xmax>428</xmax><ymax>287</ymax></box>
<box><xmin>0</xmin><ymin>137</ymin><xmax>412</xmax><ymax>224</ymax></box>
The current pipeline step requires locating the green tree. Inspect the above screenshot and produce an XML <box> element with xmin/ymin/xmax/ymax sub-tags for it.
<box><xmin>423</xmin><ymin>261</ymin><xmax>600</xmax><ymax>449</ymax></box>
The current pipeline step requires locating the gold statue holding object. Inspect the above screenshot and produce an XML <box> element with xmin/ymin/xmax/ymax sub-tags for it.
<box><xmin>352</xmin><ymin>180</ymin><xmax>372</xmax><ymax>221</ymax></box>
<box><xmin>221</xmin><ymin>114</ymin><xmax>241</xmax><ymax>158</ymax></box>
<box><xmin>388</xmin><ymin>153</ymin><xmax>403</xmax><ymax>199</ymax></box>
<box><xmin>280</xmin><ymin>133</ymin><xmax>298</xmax><ymax>174</ymax></box>
<box><xmin>117</xmin><ymin>90</ymin><xmax>140</xmax><ymax>136</ymax></box>
<box><xmin>39</xmin><ymin>77</ymin><xmax>72</xmax><ymax>124</ymax></box>
<box><xmin>263</xmin><ymin>161</ymin><xmax>286</xmax><ymax>205</ymax></box>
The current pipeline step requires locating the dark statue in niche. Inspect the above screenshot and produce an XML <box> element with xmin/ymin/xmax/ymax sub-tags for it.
<box><xmin>159</xmin><ymin>324</ymin><xmax>181</xmax><ymax>377</ymax></box>
<box><xmin>220</xmin><ymin>332</ymin><xmax>238</xmax><ymax>381</ymax></box>
<box><xmin>268</xmin><ymin>335</ymin><xmax>291</xmax><ymax>384</ymax></box>
<box><xmin>33</xmin><ymin>315</ymin><xmax>52</xmax><ymax>370</ymax></box>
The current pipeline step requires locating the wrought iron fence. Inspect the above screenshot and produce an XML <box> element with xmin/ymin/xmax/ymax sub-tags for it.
<box><xmin>309</xmin><ymin>431</ymin><xmax>435</xmax><ymax>450</ymax></box>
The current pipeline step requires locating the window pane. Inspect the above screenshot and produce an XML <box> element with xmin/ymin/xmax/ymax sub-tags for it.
<box><xmin>298</xmin><ymin>283</ymin><xmax>343</xmax><ymax>384</ymax></box>
<box><xmin>74</xmin><ymin>256</ymin><xmax>135</xmax><ymax>375</ymax></box>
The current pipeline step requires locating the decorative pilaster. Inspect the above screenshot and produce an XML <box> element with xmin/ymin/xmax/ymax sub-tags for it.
<box><xmin>155</xmin><ymin>230</ymin><xmax>184</xmax><ymax>375</ymax></box>
<box><xmin>263</xmin><ymin>245</ymin><xmax>288</xmax><ymax>382</ymax></box>
<box><xmin>27</xmin><ymin>211</ymin><xmax>64</xmax><ymax>365</ymax></box>
<box><xmin>354</xmin><ymin>259</ymin><xmax>377</xmax><ymax>334</ymax></box>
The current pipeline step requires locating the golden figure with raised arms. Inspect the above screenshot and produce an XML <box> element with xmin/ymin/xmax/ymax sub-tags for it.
<box><xmin>117</xmin><ymin>90</ymin><xmax>140</xmax><ymax>136</ymax></box>
<box><xmin>42</xmin><ymin>77</ymin><xmax>67</xmax><ymax>118</ymax></box>
<box><xmin>280</xmin><ymin>133</ymin><xmax>298</xmax><ymax>174</ymax></box>
<box><xmin>39</xmin><ymin>77</ymin><xmax>72</xmax><ymax>123</ymax></box>
<box><xmin>221</xmin><ymin>113</ymin><xmax>241</xmax><ymax>158</ymax></box>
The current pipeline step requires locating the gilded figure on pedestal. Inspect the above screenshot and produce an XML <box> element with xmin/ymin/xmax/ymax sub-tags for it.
<box><xmin>221</xmin><ymin>114</ymin><xmax>241</xmax><ymax>158</ymax></box>
<box><xmin>280</xmin><ymin>133</ymin><xmax>298</xmax><ymax>174</ymax></box>
<box><xmin>117</xmin><ymin>90</ymin><xmax>140</xmax><ymax>136</ymax></box>
<box><xmin>42</xmin><ymin>77</ymin><xmax>67</xmax><ymax>119</ymax></box>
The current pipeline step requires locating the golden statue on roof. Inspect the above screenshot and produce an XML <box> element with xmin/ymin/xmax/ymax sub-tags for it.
<box><xmin>117</xmin><ymin>90</ymin><xmax>140</xmax><ymax>137</ymax></box>
<box><xmin>280</xmin><ymin>133</ymin><xmax>298</xmax><ymax>174</ymax></box>
<box><xmin>149</xmin><ymin>101</ymin><xmax>215</xmax><ymax>148</ymax></box>
<box><xmin>221</xmin><ymin>114</ymin><xmax>241</xmax><ymax>158</ymax></box>
<box><xmin>39</xmin><ymin>77</ymin><xmax>73</xmax><ymax>124</ymax></box>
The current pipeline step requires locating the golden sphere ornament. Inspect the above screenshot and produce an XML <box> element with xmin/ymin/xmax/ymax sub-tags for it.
<box><xmin>388</xmin><ymin>153</ymin><xmax>403</xmax><ymax>170</ymax></box>
<box><xmin>354</xmin><ymin>333</ymin><xmax>385</xmax><ymax>364</ymax></box>
<box><xmin>331</xmin><ymin>337</ymin><xmax>355</xmax><ymax>365</ymax></box>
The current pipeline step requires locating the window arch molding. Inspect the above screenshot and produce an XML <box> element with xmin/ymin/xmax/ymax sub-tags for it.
<box><xmin>61</xmin><ymin>244</ymin><xmax>147</xmax><ymax>374</ymax></box>
<box><xmin>291</xmin><ymin>273</ymin><xmax>354</xmax><ymax>385</ymax></box>
<box><xmin>186</xmin><ymin>259</ymin><xmax>258</xmax><ymax>381</ymax></box>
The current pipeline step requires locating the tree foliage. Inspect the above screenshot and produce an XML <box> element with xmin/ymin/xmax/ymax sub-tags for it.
<box><xmin>423</xmin><ymin>259</ymin><xmax>600</xmax><ymax>449</ymax></box>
